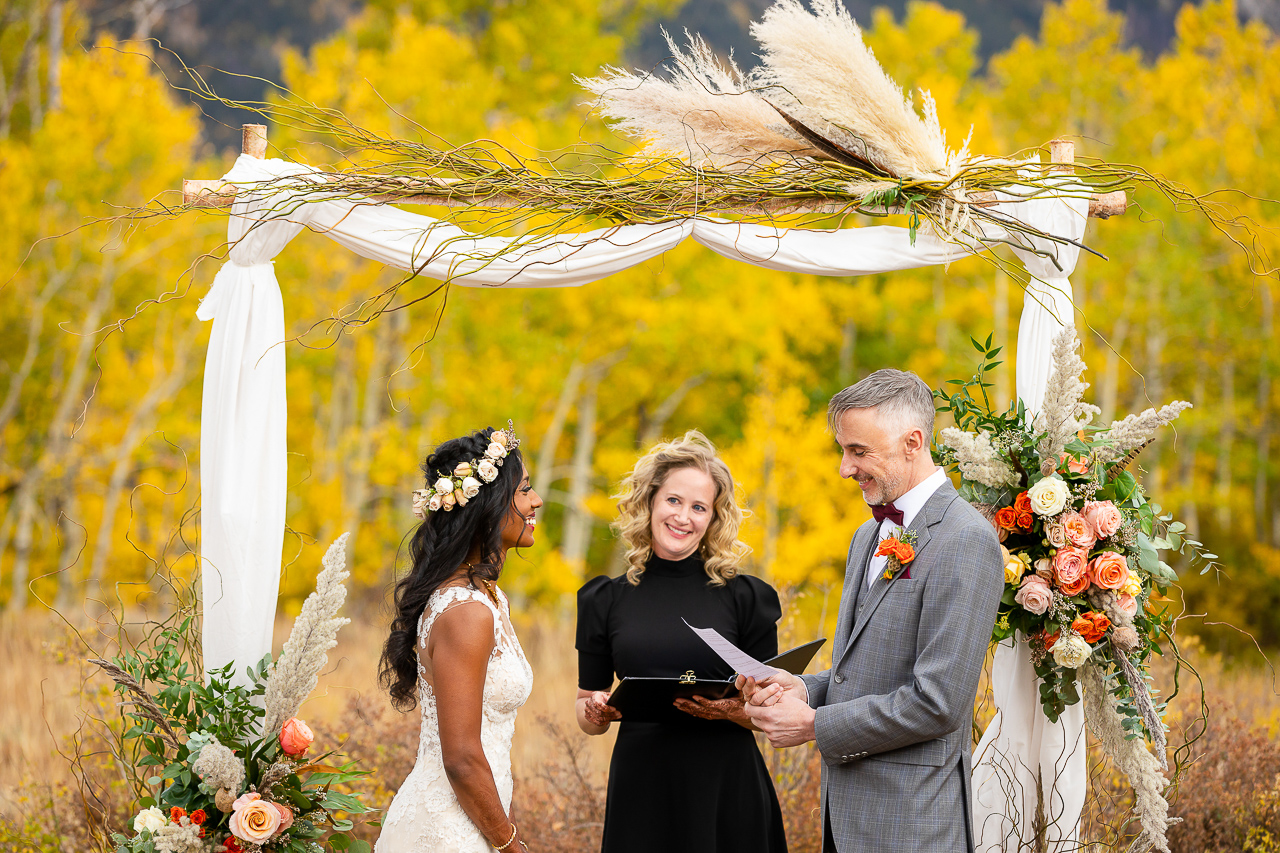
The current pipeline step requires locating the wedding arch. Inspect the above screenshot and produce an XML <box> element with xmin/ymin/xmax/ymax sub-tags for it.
<box><xmin>166</xmin><ymin>5</ymin><xmax>1219</xmax><ymax>850</ymax></box>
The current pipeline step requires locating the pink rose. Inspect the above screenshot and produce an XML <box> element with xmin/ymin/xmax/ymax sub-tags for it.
<box><xmin>1115</xmin><ymin>593</ymin><xmax>1138</xmax><ymax>620</ymax></box>
<box><xmin>1044</xmin><ymin>519</ymin><xmax>1067</xmax><ymax>549</ymax></box>
<box><xmin>1061</xmin><ymin>512</ymin><xmax>1097</xmax><ymax>549</ymax></box>
<box><xmin>1082</xmin><ymin>500</ymin><xmax>1124</xmax><ymax>540</ymax></box>
<box><xmin>1059</xmin><ymin>453</ymin><xmax>1092</xmax><ymax>475</ymax></box>
<box><xmin>271</xmin><ymin>802</ymin><xmax>294</xmax><ymax>833</ymax></box>
<box><xmin>279</xmin><ymin>718</ymin><xmax>314</xmax><ymax>757</ymax></box>
<box><xmin>1089</xmin><ymin>551</ymin><xmax>1131</xmax><ymax>591</ymax></box>
<box><xmin>1052</xmin><ymin>546</ymin><xmax>1088</xmax><ymax>585</ymax></box>
<box><xmin>231</xmin><ymin>792</ymin><xmax>261</xmax><ymax>811</ymax></box>
<box><xmin>230</xmin><ymin>798</ymin><xmax>282</xmax><ymax>844</ymax></box>
<box><xmin>1014</xmin><ymin>574</ymin><xmax>1054</xmax><ymax>615</ymax></box>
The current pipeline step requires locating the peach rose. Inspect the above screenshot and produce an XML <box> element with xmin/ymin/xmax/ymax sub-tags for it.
<box><xmin>1052</xmin><ymin>546</ymin><xmax>1088</xmax><ymax>586</ymax></box>
<box><xmin>1115</xmin><ymin>593</ymin><xmax>1138</xmax><ymax>620</ymax></box>
<box><xmin>1061</xmin><ymin>512</ymin><xmax>1097</xmax><ymax>549</ymax></box>
<box><xmin>1082</xmin><ymin>500</ymin><xmax>1124</xmax><ymax>540</ymax></box>
<box><xmin>1059</xmin><ymin>453</ymin><xmax>1092</xmax><ymax>475</ymax></box>
<box><xmin>1058</xmin><ymin>572</ymin><xmax>1091</xmax><ymax>597</ymax></box>
<box><xmin>279</xmin><ymin>717</ymin><xmax>314</xmax><ymax>757</ymax></box>
<box><xmin>1014</xmin><ymin>574</ymin><xmax>1053</xmax><ymax>615</ymax></box>
<box><xmin>230</xmin><ymin>798</ymin><xmax>281</xmax><ymax>844</ymax></box>
<box><xmin>231</xmin><ymin>792</ymin><xmax>261</xmax><ymax>811</ymax></box>
<box><xmin>271</xmin><ymin>802</ymin><xmax>294</xmax><ymax>833</ymax></box>
<box><xmin>1089</xmin><ymin>552</ymin><xmax>1131</xmax><ymax>591</ymax></box>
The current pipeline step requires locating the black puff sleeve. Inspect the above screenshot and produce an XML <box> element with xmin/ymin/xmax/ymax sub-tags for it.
<box><xmin>732</xmin><ymin>574</ymin><xmax>782</xmax><ymax>663</ymax></box>
<box><xmin>575</xmin><ymin>575</ymin><xmax>617</xmax><ymax>691</ymax></box>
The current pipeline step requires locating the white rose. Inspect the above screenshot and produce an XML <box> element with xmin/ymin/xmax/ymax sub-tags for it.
<box><xmin>477</xmin><ymin>459</ymin><xmax>498</xmax><ymax>483</ymax></box>
<box><xmin>427</xmin><ymin>493</ymin><xmax>443</xmax><ymax>512</ymax></box>
<box><xmin>133</xmin><ymin>806</ymin><xmax>167</xmax><ymax>834</ymax></box>
<box><xmin>485</xmin><ymin>441</ymin><xmax>506</xmax><ymax>460</ymax></box>
<box><xmin>1050</xmin><ymin>634</ymin><xmax>1092</xmax><ymax>669</ymax></box>
<box><xmin>1028</xmin><ymin>477</ymin><xmax>1070</xmax><ymax>517</ymax></box>
<box><xmin>433</xmin><ymin>477</ymin><xmax>454</xmax><ymax>495</ymax></box>
<box><xmin>461</xmin><ymin>476</ymin><xmax>482</xmax><ymax>498</ymax></box>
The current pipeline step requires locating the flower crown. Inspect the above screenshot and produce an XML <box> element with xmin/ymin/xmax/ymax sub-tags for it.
<box><xmin>412</xmin><ymin>423</ymin><xmax>521</xmax><ymax>518</ymax></box>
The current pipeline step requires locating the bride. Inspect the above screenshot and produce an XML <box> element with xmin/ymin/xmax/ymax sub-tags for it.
<box><xmin>376</xmin><ymin>425</ymin><xmax>543</xmax><ymax>852</ymax></box>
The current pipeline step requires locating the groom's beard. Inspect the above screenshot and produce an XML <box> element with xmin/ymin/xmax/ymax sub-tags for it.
<box><xmin>861</xmin><ymin>467</ymin><xmax>904</xmax><ymax>506</ymax></box>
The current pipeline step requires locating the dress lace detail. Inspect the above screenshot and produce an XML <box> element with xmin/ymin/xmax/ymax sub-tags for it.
<box><xmin>376</xmin><ymin>586</ymin><xmax>532</xmax><ymax>852</ymax></box>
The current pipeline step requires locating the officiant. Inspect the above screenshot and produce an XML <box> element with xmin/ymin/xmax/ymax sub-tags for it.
<box><xmin>573</xmin><ymin>430</ymin><xmax>788</xmax><ymax>853</ymax></box>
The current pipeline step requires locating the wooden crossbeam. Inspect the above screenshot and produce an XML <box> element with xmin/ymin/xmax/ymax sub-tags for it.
<box><xmin>182</xmin><ymin>126</ymin><xmax>1128</xmax><ymax>219</ymax></box>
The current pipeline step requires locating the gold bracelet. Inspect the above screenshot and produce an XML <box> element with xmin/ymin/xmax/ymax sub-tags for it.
<box><xmin>495</xmin><ymin>823</ymin><xmax>518</xmax><ymax>851</ymax></box>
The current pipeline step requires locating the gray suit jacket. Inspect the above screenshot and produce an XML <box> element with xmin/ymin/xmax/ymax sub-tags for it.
<box><xmin>800</xmin><ymin>479</ymin><xmax>1003</xmax><ymax>853</ymax></box>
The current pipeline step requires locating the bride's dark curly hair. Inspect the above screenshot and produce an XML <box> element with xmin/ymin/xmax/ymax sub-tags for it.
<box><xmin>380</xmin><ymin>427</ymin><xmax>524</xmax><ymax>711</ymax></box>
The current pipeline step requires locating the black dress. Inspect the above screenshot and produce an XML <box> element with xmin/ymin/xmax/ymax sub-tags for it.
<box><xmin>576</xmin><ymin>554</ymin><xmax>789</xmax><ymax>853</ymax></box>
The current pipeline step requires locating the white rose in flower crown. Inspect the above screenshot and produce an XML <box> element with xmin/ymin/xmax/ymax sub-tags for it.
<box><xmin>461</xmin><ymin>477</ymin><xmax>482</xmax><ymax>498</ymax></box>
<box><xmin>434</xmin><ymin>477</ymin><xmax>454</xmax><ymax>495</ymax></box>
<box><xmin>427</xmin><ymin>493</ymin><xmax>443</xmax><ymax>512</ymax></box>
<box><xmin>1050</xmin><ymin>633</ymin><xmax>1092</xmax><ymax>669</ymax></box>
<box><xmin>477</xmin><ymin>459</ymin><xmax>498</xmax><ymax>483</ymax></box>
<box><xmin>133</xmin><ymin>806</ymin><xmax>167</xmax><ymax>834</ymax></box>
<box><xmin>485</xmin><ymin>441</ymin><xmax>506</xmax><ymax>460</ymax></box>
<box><xmin>491</xmin><ymin>431</ymin><xmax>509</xmax><ymax>448</ymax></box>
<box><xmin>1028</xmin><ymin>477</ymin><xmax>1070</xmax><ymax>516</ymax></box>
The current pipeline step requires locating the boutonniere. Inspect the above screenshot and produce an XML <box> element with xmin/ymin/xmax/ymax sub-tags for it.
<box><xmin>876</xmin><ymin>529</ymin><xmax>918</xmax><ymax>581</ymax></box>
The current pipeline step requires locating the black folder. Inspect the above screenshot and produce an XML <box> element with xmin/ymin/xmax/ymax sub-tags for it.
<box><xmin>605</xmin><ymin>638</ymin><xmax>826</xmax><ymax>724</ymax></box>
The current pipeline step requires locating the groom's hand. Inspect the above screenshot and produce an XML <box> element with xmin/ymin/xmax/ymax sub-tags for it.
<box><xmin>736</xmin><ymin>671</ymin><xmax>806</xmax><ymax>706</ymax></box>
<box><xmin>742</xmin><ymin>690</ymin><xmax>816</xmax><ymax>748</ymax></box>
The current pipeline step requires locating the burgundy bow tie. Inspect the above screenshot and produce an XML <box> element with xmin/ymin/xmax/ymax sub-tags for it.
<box><xmin>871</xmin><ymin>501</ymin><xmax>904</xmax><ymax>526</ymax></box>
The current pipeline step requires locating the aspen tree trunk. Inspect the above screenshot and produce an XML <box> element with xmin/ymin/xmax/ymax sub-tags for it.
<box><xmin>532</xmin><ymin>361</ymin><xmax>582</xmax><ymax>499</ymax></box>
<box><xmin>1179</xmin><ymin>366</ymin><xmax>1205</xmax><ymax>539</ymax></box>
<box><xmin>53</xmin><ymin>481</ymin><xmax>82</xmax><ymax>612</ymax></box>
<box><xmin>7</xmin><ymin>258</ymin><xmax>115</xmax><ymax>611</ymax></box>
<box><xmin>339</xmin><ymin>316</ymin><xmax>394</xmax><ymax>549</ymax></box>
<box><xmin>562</xmin><ymin>352</ymin><xmax>625</xmax><ymax>568</ymax></box>
<box><xmin>1144</xmin><ymin>285</ymin><xmax>1166</xmax><ymax>498</ymax></box>
<box><xmin>1215</xmin><ymin>358</ymin><xmax>1235</xmax><ymax>532</ymax></box>
<box><xmin>837</xmin><ymin>319</ymin><xmax>857</xmax><ymax>390</ymax></box>
<box><xmin>45</xmin><ymin>0</ymin><xmax>61</xmax><ymax>112</ymax></box>
<box><xmin>1255</xmin><ymin>281</ymin><xmax>1273</xmax><ymax>541</ymax></box>
<box><xmin>0</xmin><ymin>255</ymin><xmax>70</xmax><ymax>438</ymax></box>
<box><xmin>86</xmin><ymin>319</ymin><xmax>194</xmax><ymax>600</ymax></box>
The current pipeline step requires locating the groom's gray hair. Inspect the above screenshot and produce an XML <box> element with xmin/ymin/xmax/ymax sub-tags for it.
<box><xmin>828</xmin><ymin>369</ymin><xmax>935</xmax><ymax>437</ymax></box>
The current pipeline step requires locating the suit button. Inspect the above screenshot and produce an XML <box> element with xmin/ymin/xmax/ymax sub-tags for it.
<box><xmin>834</xmin><ymin>674</ymin><xmax>844</xmax><ymax>683</ymax></box>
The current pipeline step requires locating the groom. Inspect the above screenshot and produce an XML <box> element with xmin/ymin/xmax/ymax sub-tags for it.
<box><xmin>741</xmin><ymin>369</ymin><xmax>1003</xmax><ymax>852</ymax></box>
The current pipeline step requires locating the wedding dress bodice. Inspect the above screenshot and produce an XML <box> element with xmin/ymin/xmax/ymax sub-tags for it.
<box><xmin>376</xmin><ymin>584</ymin><xmax>533</xmax><ymax>852</ymax></box>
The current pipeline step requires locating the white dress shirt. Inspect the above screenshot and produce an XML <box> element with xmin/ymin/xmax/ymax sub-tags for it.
<box><xmin>867</xmin><ymin>466</ymin><xmax>947</xmax><ymax>588</ymax></box>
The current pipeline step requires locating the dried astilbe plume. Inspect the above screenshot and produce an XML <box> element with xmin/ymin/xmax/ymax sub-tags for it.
<box><xmin>1034</xmin><ymin>325</ymin><xmax>1100</xmax><ymax>475</ymax></box>
<box><xmin>262</xmin><ymin>533</ymin><xmax>352</xmax><ymax>736</ymax></box>
<box><xmin>1096</xmin><ymin>402</ymin><xmax>1193</xmax><ymax>465</ymax></box>
<box><xmin>579</xmin><ymin>30</ymin><xmax>818</xmax><ymax>171</ymax></box>
<box><xmin>151</xmin><ymin>819</ymin><xmax>206</xmax><ymax>853</ymax></box>
<box><xmin>192</xmin><ymin>740</ymin><xmax>246</xmax><ymax>793</ymax></box>
<box><xmin>1080</xmin><ymin>662</ymin><xmax>1175</xmax><ymax>853</ymax></box>
<box><xmin>749</xmin><ymin>0</ymin><xmax>951</xmax><ymax>179</ymax></box>
<box><xmin>938</xmin><ymin>427</ymin><xmax>1021</xmax><ymax>490</ymax></box>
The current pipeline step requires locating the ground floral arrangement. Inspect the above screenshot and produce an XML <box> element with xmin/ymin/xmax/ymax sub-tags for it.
<box><xmin>935</xmin><ymin>328</ymin><xmax>1211</xmax><ymax>853</ymax></box>
<box><xmin>93</xmin><ymin>534</ymin><xmax>373</xmax><ymax>853</ymax></box>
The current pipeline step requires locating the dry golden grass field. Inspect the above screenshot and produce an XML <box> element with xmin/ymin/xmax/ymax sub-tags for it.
<box><xmin>1</xmin><ymin>605</ymin><xmax>1278</xmax><ymax>852</ymax></box>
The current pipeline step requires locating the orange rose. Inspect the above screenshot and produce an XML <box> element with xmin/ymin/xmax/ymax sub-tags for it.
<box><xmin>995</xmin><ymin>507</ymin><xmax>1019</xmax><ymax>531</ymax></box>
<box><xmin>279</xmin><ymin>717</ymin><xmax>314</xmax><ymax>757</ymax></box>
<box><xmin>1089</xmin><ymin>551</ymin><xmax>1130</xmax><ymax>591</ymax></box>
<box><xmin>893</xmin><ymin>542</ymin><xmax>916</xmax><ymax>563</ymax></box>
<box><xmin>1015</xmin><ymin>492</ymin><xmax>1032</xmax><ymax>514</ymax></box>
<box><xmin>1016</xmin><ymin>511</ymin><xmax>1035</xmax><ymax>531</ymax></box>
<box><xmin>1072</xmin><ymin>612</ymin><xmax>1110</xmax><ymax>643</ymax></box>
<box><xmin>189</xmin><ymin>810</ymin><xmax>207</xmax><ymax>826</ymax></box>
<box><xmin>170</xmin><ymin>807</ymin><xmax>186</xmax><ymax>824</ymax></box>
<box><xmin>1058</xmin><ymin>572</ymin><xmax>1091</xmax><ymax>597</ymax></box>
<box><xmin>1040</xmin><ymin>628</ymin><xmax>1061</xmax><ymax>649</ymax></box>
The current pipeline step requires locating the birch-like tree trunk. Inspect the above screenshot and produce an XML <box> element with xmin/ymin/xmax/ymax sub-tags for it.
<box><xmin>532</xmin><ymin>360</ymin><xmax>582</xmax><ymax>499</ymax></box>
<box><xmin>1215</xmin><ymin>357</ymin><xmax>1235</xmax><ymax>532</ymax></box>
<box><xmin>338</xmin><ymin>316</ymin><xmax>394</xmax><ymax>549</ymax></box>
<box><xmin>562</xmin><ymin>351</ymin><xmax>625</xmax><ymax>569</ymax></box>
<box><xmin>1255</xmin><ymin>280</ymin><xmax>1273</xmax><ymax>541</ymax></box>
<box><xmin>1143</xmin><ymin>282</ymin><xmax>1166</xmax><ymax>498</ymax></box>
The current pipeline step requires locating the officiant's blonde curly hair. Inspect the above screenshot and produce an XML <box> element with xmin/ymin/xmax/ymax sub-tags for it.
<box><xmin>613</xmin><ymin>430</ymin><xmax>751</xmax><ymax>586</ymax></box>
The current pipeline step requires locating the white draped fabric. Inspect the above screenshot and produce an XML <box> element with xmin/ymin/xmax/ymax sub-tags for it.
<box><xmin>198</xmin><ymin>155</ymin><xmax>1089</xmax><ymax>849</ymax></box>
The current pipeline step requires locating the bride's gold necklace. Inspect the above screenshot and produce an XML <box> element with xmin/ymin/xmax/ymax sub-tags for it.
<box><xmin>460</xmin><ymin>561</ymin><xmax>501</xmax><ymax>607</ymax></box>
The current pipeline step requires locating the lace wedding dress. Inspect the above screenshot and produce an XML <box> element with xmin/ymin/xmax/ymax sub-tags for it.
<box><xmin>376</xmin><ymin>585</ymin><xmax>533</xmax><ymax>852</ymax></box>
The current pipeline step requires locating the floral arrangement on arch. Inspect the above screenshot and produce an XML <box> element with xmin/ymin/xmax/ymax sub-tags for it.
<box><xmin>935</xmin><ymin>329</ymin><xmax>1214</xmax><ymax>853</ymax></box>
<box><xmin>94</xmin><ymin>534</ymin><xmax>373</xmax><ymax>853</ymax></box>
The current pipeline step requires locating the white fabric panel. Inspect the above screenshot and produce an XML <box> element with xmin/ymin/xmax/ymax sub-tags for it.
<box><xmin>691</xmin><ymin>220</ymin><xmax>969</xmax><ymax>274</ymax></box>
<box><xmin>197</xmin><ymin>156</ymin><xmax>316</xmax><ymax>684</ymax></box>
<box><xmin>972</xmin><ymin>188</ymin><xmax>1090</xmax><ymax>852</ymax></box>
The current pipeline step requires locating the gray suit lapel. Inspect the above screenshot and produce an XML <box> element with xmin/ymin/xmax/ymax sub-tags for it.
<box><xmin>832</xmin><ymin>521</ymin><xmax>878</xmax><ymax>662</ymax></box>
<box><xmin>837</xmin><ymin>481</ymin><xmax>960</xmax><ymax>669</ymax></box>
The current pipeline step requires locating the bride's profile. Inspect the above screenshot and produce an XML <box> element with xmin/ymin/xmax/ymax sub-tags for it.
<box><xmin>376</xmin><ymin>424</ymin><xmax>542</xmax><ymax>853</ymax></box>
